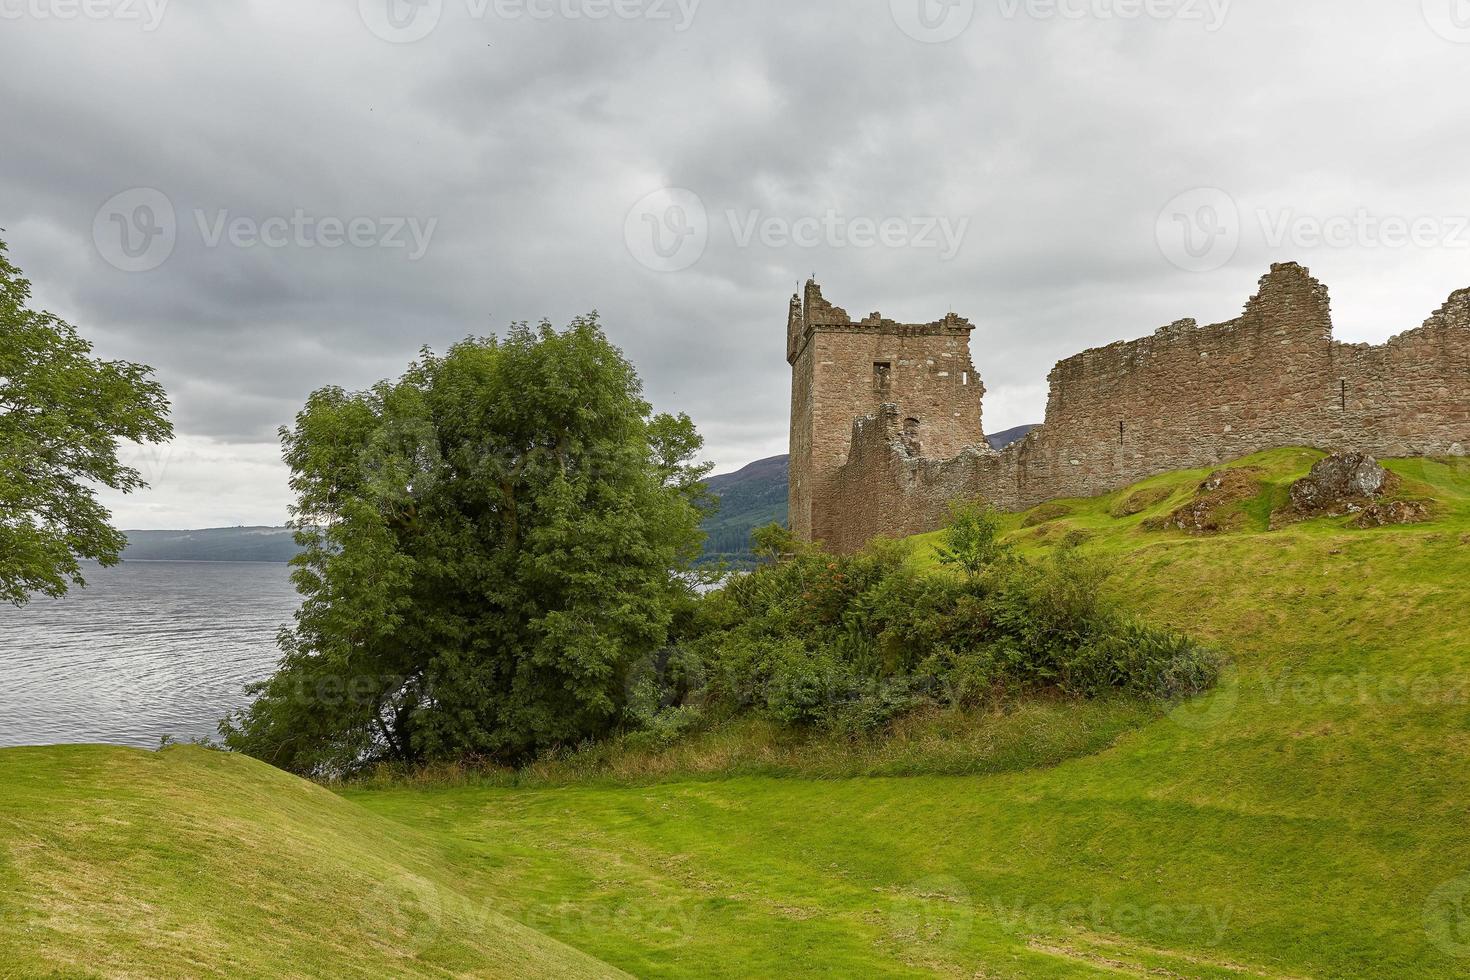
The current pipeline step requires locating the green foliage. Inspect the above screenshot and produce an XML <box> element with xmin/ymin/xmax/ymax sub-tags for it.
<box><xmin>0</xmin><ymin>238</ymin><xmax>173</xmax><ymax>605</ymax></box>
<box><xmin>935</xmin><ymin>501</ymin><xmax>1011</xmax><ymax>576</ymax></box>
<box><xmin>221</xmin><ymin>317</ymin><xmax>712</xmax><ymax>775</ymax></box>
<box><xmin>749</xmin><ymin>521</ymin><xmax>798</xmax><ymax>562</ymax></box>
<box><xmin>654</xmin><ymin>519</ymin><xmax>1219</xmax><ymax>738</ymax></box>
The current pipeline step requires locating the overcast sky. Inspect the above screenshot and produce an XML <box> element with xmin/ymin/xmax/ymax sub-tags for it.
<box><xmin>3</xmin><ymin>0</ymin><xmax>1469</xmax><ymax>528</ymax></box>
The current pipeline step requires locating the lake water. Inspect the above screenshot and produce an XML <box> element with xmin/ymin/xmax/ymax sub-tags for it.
<box><xmin>0</xmin><ymin>562</ymin><xmax>300</xmax><ymax>749</ymax></box>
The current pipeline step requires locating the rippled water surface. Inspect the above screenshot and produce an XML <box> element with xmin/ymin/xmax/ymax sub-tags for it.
<box><xmin>0</xmin><ymin>561</ymin><xmax>300</xmax><ymax>748</ymax></box>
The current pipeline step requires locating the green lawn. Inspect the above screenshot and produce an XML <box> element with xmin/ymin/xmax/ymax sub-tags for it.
<box><xmin>6</xmin><ymin>448</ymin><xmax>1470</xmax><ymax>977</ymax></box>
<box><xmin>345</xmin><ymin>449</ymin><xmax>1470</xmax><ymax>977</ymax></box>
<box><xmin>0</xmin><ymin>745</ymin><xmax>622</xmax><ymax>978</ymax></box>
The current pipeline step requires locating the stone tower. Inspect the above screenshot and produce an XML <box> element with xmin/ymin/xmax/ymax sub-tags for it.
<box><xmin>786</xmin><ymin>279</ymin><xmax>985</xmax><ymax>544</ymax></box>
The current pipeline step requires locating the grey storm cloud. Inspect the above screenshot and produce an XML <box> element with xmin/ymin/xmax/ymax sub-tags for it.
<box><xmin>2</xmin><ymin>0</ymin><xmax>1469</xmax><ymax>527</ymax></box>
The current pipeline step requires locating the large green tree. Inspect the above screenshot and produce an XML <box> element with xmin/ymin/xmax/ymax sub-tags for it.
<box><xmin>0</xmin><ymin>237</ymin><xmax>173</xmax><ymax>605</ymax></box>
<box><xmin>222</xmin><ymin>317</ymin><xmax>712</xmax><ymax>775</ymax></box>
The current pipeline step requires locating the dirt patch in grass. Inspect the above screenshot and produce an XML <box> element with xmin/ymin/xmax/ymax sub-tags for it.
<box><xmin>1022</xmin><ymin>502</ymin><xmax>1072</xmax><ymax>528</ymax></box>
<box><xmin>1110</xmin><ymin>486</ymin><xmax>1174</xmax><ymax>519</ymax></box>
<box><xmin>1060</xmin><ymin>529</ymin><xmax>1094</xmax><ymax>549</ymax></box>
<box><xmin>1144</xmin><ymin>468</ymin><xmax>1265</xmax><ymax>536</ymax></box>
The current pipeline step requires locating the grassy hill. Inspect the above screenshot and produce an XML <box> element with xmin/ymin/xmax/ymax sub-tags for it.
<box><xmin>343</xmin><ymin>448</ymin><xmax>1470</xmax><ymax>977</ymax></box>
<box><xmin>0</xmin><ymin>745</ymin><xmax>622</xmax><ymax>978</ymax></box>
<box><xmin>10</xmin><ymin>448</ymin><xmax>1470</xmax><ymax>976</ymax></box>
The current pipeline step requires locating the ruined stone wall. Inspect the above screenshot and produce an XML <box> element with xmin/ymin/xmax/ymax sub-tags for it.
<box><xmin>787</xmin><ymin>280</ymin><xmax>983</xmax><ymax>541</ymax></box>
<box><xmin>806</xmin><ymin>263</ymin><xmax>1470</xmax><ymax>554</ymax></box>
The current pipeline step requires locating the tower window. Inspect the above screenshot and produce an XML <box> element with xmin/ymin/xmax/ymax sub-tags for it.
<box><xmin>873</xmin><ymin>362</ymin><xmax>892</xmax><ymax>387</ymax></box>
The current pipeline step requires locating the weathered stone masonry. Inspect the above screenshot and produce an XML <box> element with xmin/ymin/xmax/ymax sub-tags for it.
<box><xmin>789</xmin><ymin>263</ymin><xmax>1470</xmax><ymax>553</ymax></box>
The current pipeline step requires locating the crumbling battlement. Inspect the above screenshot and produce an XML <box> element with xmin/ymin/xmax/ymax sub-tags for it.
<box><xmin>796</xmin><ymin>263</ymin><xmax>1470</xmax><ymax>553</ymax></box>
<box><xmin>788</xmin><ymin>279</ymin><xmax>984</xmax><ymax>542</ymax></box>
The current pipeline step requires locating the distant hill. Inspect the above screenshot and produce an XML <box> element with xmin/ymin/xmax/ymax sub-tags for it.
<box><xmin>122</xmin><ymin>527</ymin><xmax>301</xmax><ymax>563</ymax></box>
<box><xmin>987</xmin><ymin>424</ymin><xmax>1038</xmax><ymax>450</ymax></box>
<box><xmin>698</xmin><ymin>455</ymin><xmax>788</xmax><ymax>566</ymax></box>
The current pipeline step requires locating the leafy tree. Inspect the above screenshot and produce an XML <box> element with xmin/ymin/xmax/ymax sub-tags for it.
<box><xmin>0</xmin><ymin>237</ymin><xmax>173</xmax><ymax>605</ymax></box>
<box><xmin>935</xmin><ymin>501</ymin><xmax>1010</xmax><ymax>578</ymax></box>
<box><xmin>750</xmin><ymin>522</ymin><xmax>799</xmax><ymax>563</ymax></box>
<box><xmin>221</xmin><ymin>317</ymin><xmax>712</xmax><ymax>775</ymax></box>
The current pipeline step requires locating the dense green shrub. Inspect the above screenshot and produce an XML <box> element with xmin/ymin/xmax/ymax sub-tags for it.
<box><xmin>644</xmin><ymin>516</ymin><xmax>1220</xmax><ymax>737</ymax></box>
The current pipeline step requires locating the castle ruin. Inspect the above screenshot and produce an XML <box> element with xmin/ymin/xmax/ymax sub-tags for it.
<box><xmin>787</xmin><ymin>263</ymin><xmax>1470</xmax><ymax>553</ymax></box>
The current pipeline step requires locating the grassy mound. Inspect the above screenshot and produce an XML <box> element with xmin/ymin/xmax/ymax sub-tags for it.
<box><xmin>341</xmin><ymin>448</ymin><xmax>1470</xmax><ymax>978</ymax></box>
<box><xmin>0</xmin><ymin>745</ymin><xmax>621</xmax><ymax>979</ymax></box>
